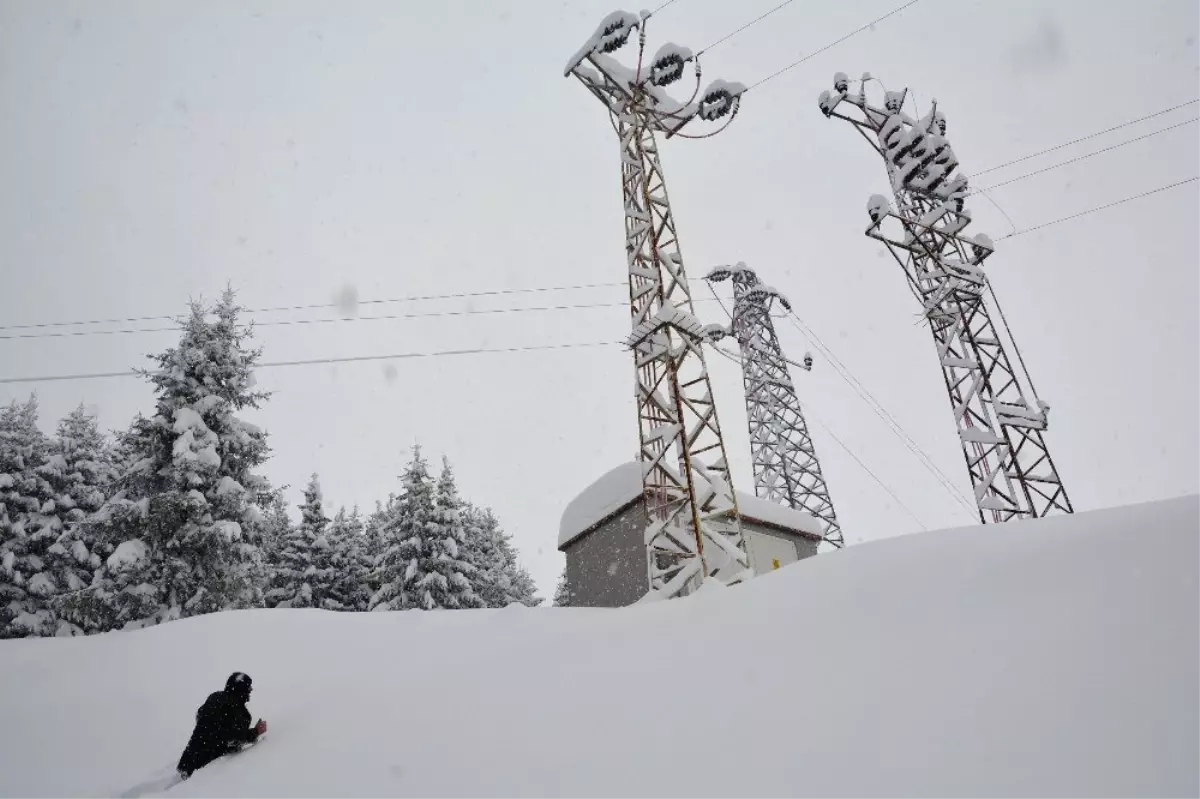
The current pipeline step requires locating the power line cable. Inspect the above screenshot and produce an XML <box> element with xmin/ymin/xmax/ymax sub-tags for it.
<box><xmin>648</xmin><ymin>0</ymin><xmax>686</xmax><ymax>17</ymax></box>
<box><xmin>746</xmin><ymin>0</ymin><xmax>923</xmax><ymax>91</ymax></box>
<box><xmin>972</xmin><ymin>100</ymin><xmax>1200</xmax><ymax>178</ymax></box>
<box><xmin>709</xmin><ymin>342</ymin><xmax>928</xmax><ymax>531</ymax></box>
<box><xmin>0</xmin><ymin>281</ymin><xmax>629</xmax><ymax>333</ymax></box>
<box><xmin>997</xmin><ymin>176</ymin><xmax>1198</xmax><ymax>240</ymax></box>
<box><xmin>697</xmin><ymin>0</ymin><xmax>797</xmax><ymax>55</ymax></box>
<box><xmin>973</xmin><ymin>117</ymin><xmax>1198</xmax><ymax>194</ymax></box>
<box><xmin>705</xmin><ymin>279</ymin><xmax>975</xmax><ymax>517</ymax></box>
<box><xmin>0</xmin><ymin>298</ymin><xmax>719</xmax><ymax>342</ymax></box>
<box><xmin>806</xmin><ymin>405</ymin><xmax>928</xmax><ymax>532</ymax></box>
<box><xmin>0</xmin><ymin>275</ymin><xmax>730</xmax><ymax>334</ymax></box>
<box><xmin>782</xmin><ymin>309</ymin><xmax>977</xmax><ymax>516</ymax></box>
<box><xmin>0</xmin><ymin>340</ymin><xmax>625</xmax><ymax>385</ymax></box>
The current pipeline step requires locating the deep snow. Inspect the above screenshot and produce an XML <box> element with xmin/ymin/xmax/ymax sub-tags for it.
<box><xmin>1</xmin><ymin>496</ymin><xmax>1196</xmax><ymax>798</ymax></box>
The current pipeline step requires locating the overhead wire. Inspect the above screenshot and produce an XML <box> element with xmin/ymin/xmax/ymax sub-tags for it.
<box><xmin>0</xmin><ymin>297</ymin><xmax>720</xmax><ymax>342</ymax></box>
<box><xmin>708</xmin><ymin>341</ymin><xmax>928</xmax><ymax>531</ymax></box>
<box><xmin>649</xmin><ymin>0</ymin><xmax>686</xmax><ymax>15</ymax></box>
<box><xmin>704</xmin><ymin>280</ymin><xmax>976</xmax><ymax>518</ymax></box>
<box><xmin>782</xmin><ymin>310</ymin><xmax>978</xmax><ymax>517</ymax></box>
<box><xmin>997</xmin><ymin>176</ymin><xmax>1198</xmax><ymax>240</ymax></box>
<box><xmin>746</xmin><ymin>0</ymin><xmax>923</xmax><ymax>91</ymax></box>
<box><xmin>0</xmin><ymin>276</ymin><xmax>737</xmax><ymax>335</ymax></box>
<box><xmin>0</xmin><ymin>281</ymin><xmax>629</xmax><ymax>333</ymax></box>
<box><xmin>0</xmin><ymin>341</ymin><xmax>626</xmax><ymax>385</ymax></box>
<box><xmin>972</xmin><ymin>99</ymin><xmax>1200</xmax><ymax>178</ymax></box>
<box><xmin>972</xmin><ymin>117</ymin><xmax>1198</xmax><ymax>194</ymax></box>
<box><xmin>696</xmin><ymin>0</ymin><xmax>798</xmax><ymax>56</ymax></box>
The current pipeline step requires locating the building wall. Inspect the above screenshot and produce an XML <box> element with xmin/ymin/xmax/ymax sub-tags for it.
<box><xmin>561</xmin><ymin>502</ymin><xmax>648</xmax><ymax>608</ymax></box>
<box><xmin>744</xmin><ymin>522</ymin><xmax>820</xmax><ymax>575</ymax></box>
<box><xmin>562</xmin><ymin>499</ymin><xmax>821</xmax><ymax>608</ymax></box>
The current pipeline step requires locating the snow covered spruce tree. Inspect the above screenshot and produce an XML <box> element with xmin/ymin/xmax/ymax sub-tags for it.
<box><xmin>462</xmin><ymin>503</ymin><xmax>540</xmax><ymax>608</ymax></box>
<box><xmin>0</xmin><ymin>395</ymin><xmax>57</xmax><ymax>637</ymax></box>
<box><xmin>77</xmin><ymin>289</ymin><xmax>272</xmax><ymax>631</ymax></box>
<box><xmin>38</xmin><ymin>405</ymin><xmax>118</xmax><ymax>635</ymax></box>
<box><xmin>369</xmin><ymin>448</ymin><xmax>482</xmax><ymax>611</ymax></box>
<box><xmin>258</xmin><ymin>485</ymin><xmax>291</xmax><ymax>580</ymax></box>
<box><xmin>266</xmin><ymin>474</ymin><xmax>348</xmax><ymax>609</ymax></box>
<box><xmin>325</xmin><ymin>505</ymin><xmax>371</xmax><ymax>611</ymax></box>
<box><xmin>360</xmin><ymin>498</ymin><xmax>390</xmax><ymax>602</ymax></box>
<box><xmin>553</xmin><ymin>568</ymin><xmax>572</xmax><ymax>607</ymax></box>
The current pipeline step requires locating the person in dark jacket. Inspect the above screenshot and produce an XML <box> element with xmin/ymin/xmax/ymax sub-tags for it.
<box><xmin>177</xmin><ymin>672</ymin><xmax>268</xmax><ymax>779</ymax></box>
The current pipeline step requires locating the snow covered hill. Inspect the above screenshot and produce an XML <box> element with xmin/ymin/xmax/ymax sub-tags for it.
<box><xmin>1</xmin><ymin>496</ymin><xmax>1196</xmax><ymax>798</ymax></box>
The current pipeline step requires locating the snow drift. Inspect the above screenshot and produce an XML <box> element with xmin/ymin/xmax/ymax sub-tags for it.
<box><xmin>1</xmin><ymin>496</ymin><xmax>1196</xmax><ymax>797</ymax></box>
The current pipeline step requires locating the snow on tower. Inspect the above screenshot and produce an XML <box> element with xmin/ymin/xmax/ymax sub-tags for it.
<box><xmin>563</xmin><ymin>11</ymin><xmax>752</xmax><ymax>597</ymax></box>
<box><xmin>705</xmin><ymin>264</ymin><xmax>844</xmax><ymax>548</ymax></box>
<box><xmin>819</xmin><ymin>75</ymin><xmax>1072</xmax><ymax>522</ymax></box>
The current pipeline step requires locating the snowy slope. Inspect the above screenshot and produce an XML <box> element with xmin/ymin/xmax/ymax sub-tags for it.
<box><xmin>2</xmin><ymin>496</ymin><xmax>1196</xmax><ymax>798</ymax></box>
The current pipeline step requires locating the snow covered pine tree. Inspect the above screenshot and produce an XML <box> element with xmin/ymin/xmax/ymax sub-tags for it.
<box><xmin>266</xmin><ymin>474</ymin><xmax>347</xmax><ymax>609</ymax></box>
<box><xmin>79</xmin><ymin>289</ymin><xmax>272</xmax><ymax>631</ymax></box>
<box><xmin>369</xmin><ymin>449</ymin><xmax>482</xmax><ymax>611</ymax></box>
<box><xmin>0</xmin><ymin>396</ymin><xmax>57</xmax><ymax>637</ymax></box>
<box><xmin>325</xmin><ymin>506</ymin><xmax>371</xmax><ymax>611</ymax></box>
<box><xmin>462</xmin><ymin>504</ymin><xmax>540</xmax><ymax>608</ymax></box>
<box><xmin>553</xmin><ymin>568</ymin><xmax>572</xmax><ymax>608</ymax></box>
<box><xmin>38</xmin><ymin>405</ymin><xmax>118</xmax><ymax>635</ymax></box>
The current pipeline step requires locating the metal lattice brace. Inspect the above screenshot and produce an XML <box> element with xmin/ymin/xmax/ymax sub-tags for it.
<box><xmin>820</xmin><ymin>74</ymin><xmax>1072</xmax><ymax>522</ymax></box>
<box><xmin>705</xmin><ymin>264</ymin><xmax>844</xmax><ymax>547</ymax></box>
<box><xmin>565</xmin><ymin>12</ymin><xmax>752</xmax><ymax>595</ymax></box>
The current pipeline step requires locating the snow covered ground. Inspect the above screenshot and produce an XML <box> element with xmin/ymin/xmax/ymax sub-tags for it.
<box><xmin>1</xmin><ymin>496</ymin><xmax>1196</xmax><ymax>797</ymax></box>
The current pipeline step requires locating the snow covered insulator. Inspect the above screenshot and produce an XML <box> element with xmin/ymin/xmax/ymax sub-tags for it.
<box><xmin>885</xmin><ymin>90</ymin><xmax>906</xmax><ymax>113</ymax></box>
<box><xmin>705</xmin><ymin>266</ymin><xmax>733</xmax><ymax>282</ymax></box>
<box><xmin>744</xmin><ymin>286</ymin><xmax>771</xmax><ymax>306</ymax></box>
<box><xmin>649</xmin><ymin>42</ymin><xmax>694</xmax><ymax>87</ymax></box>
<box><xmin>971</xmin><ymin>232</ymin><xmax>995</xmax><ymax>263</ymax></box>
<box><xmin>698</xmin><ymin>79</ymin><xmax>745</xmax><ymax>121</ymax></box>
<box><xmin>878</xmin><ymin>115</ymin><xmax>906</xmax><ymax>158</ymax></box>
<box><xmin>818</xmin><ymin>90</ymin><xmax>840</xmax><ymax>117</ymax></box>
<box><xmin>745</xmin><ymin>285</ymin><xmax>791</xmax><ymax>312</ymax></box>
<box><xmin>803</xmin><ymin>352</ymin><xmax>814</xmax><ymax>371</ymax></box>
<box><xmin>914</xmin><ymin>138</ymin><xmax>959</xmax><ymax>194</ymax></box>
<box><xmin>597</xmin><ymin>11</ymin><xmax>639</xmax><ymax>53</ymax></box>
<box><xmin>936</xmin><ymin>174</ymin><xmax>970</xmax><ymax>211</ymax></box>
<box><xmin>867</xmin><ymin>193</ymin><xmax>892</xmax><ymax>223</ymax></box>
<box><xmin>564</xmin><ymin>10</ymin><xmax>640</xmax><ymax>75</ymax></box>
<box><xmin>833</xmin><ymin>72</ymin><xmax>849</xmax><ymax>93</ymax></box>
<box><xmin>702</xmin><ymin>322</ymin><xmax>730</xmax><ymax>343</ymax></box>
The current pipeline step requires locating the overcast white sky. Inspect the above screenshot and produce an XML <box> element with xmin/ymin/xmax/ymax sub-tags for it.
<box><xmin>1</xmin><ymin>0</ymin><xmax>1197</xmax><ymax>596</ymax></box>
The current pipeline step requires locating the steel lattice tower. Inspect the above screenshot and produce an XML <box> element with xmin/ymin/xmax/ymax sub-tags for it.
<box><xmin>564</xmin><ymin>12</ymin><xmax>753</xmax><ymax>597</ymax></box>
<box><xmin>819</xmin><ymin>73</ymin><xmax>1072</xmax><ymax>522</ymax></box>
<box><xmin>704</xmin><ymin>264</ymin><xmax>844</xmax><ymax>548</ymax></box>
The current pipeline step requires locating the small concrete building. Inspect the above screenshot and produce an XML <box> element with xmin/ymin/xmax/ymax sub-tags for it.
<box><xmin>558</xmin><ymin>462</ymin><xmax>824</xmax><ymax>607</ymax></box>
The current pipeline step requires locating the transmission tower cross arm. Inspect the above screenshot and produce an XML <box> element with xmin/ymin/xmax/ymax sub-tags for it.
<box><xmin>819</xmin><ymin>72</ymin><xmax>1073</xmax><ymax>522</ymax></box>
<box><xmin>564</xmin><ymin>12</ymin><xmax>754</xmax><ymax>597</ymax></box>
<box><xmin>706</xmin><ymin>263</ymin><xmax>845</xmax><ymax>548</ymax></box>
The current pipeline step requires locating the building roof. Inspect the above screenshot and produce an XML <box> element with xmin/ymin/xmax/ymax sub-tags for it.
<box><xmin>558</xmin><ymin>462</ymin><xmax>825</xmax><ymax>550</ymax></box>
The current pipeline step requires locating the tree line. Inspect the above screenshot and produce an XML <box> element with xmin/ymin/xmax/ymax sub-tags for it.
<box><xmin>0</xmin><ymin>289</ymin><xmax>539</xmax><ymax>638</ymax></box>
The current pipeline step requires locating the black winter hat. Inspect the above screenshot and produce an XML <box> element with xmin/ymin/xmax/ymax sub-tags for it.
<box><xmin>226</xmin><ymin>672</ymin><xmax>253</xmax><ymax>693</ymax></box>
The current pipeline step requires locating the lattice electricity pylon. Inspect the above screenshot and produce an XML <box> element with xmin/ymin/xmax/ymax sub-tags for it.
<box><xmin>564</xmin><ymin>11</ymin><xmax>753</xmax><ymax>596</ymax></box>
<box><xmin>703</xmin><ymin>264</ymin><xmax>844</xmax><ymax>548</ymax></box>
<box><xmin>818</xmin><ymin>73</ymin><xmax>1072</xmax><ymax>522</ymax></box>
